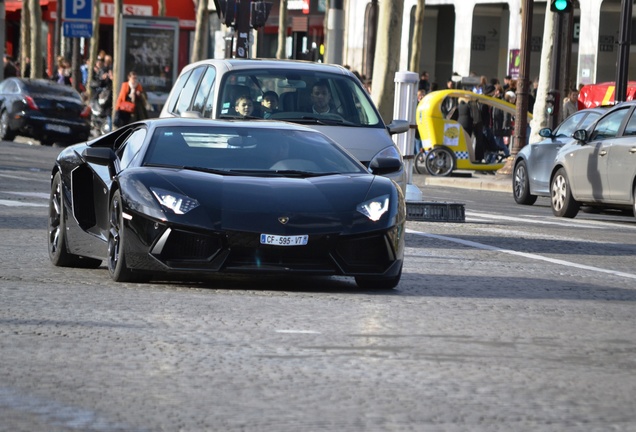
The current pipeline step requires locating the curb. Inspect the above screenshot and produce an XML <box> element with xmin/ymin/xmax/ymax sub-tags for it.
<box><xmin>411</xmin><ymin>173</ymin><xmax>513</xmax><ymax>193</ymax></box>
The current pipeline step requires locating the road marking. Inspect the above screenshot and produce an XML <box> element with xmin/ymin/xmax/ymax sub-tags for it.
<box><xmin>407</xmin><ymin>229</ymin><xmax>636</xmax><ymax>280</ymax></box>
<box><xmin>276</xmin><ymin>330</ymin><xmax>321</xmax><ymax>334</ymax></box>
<box><xmin>5</xmin><ymin>191</ymin><xmax>49</xmax><ymax>199</ymax></box>
<box><xmin>466</xmin><ymin>210</ymin><xmax>636</xmax><ymax>230</ymax></box>
<box><xmin>0</xmin><ymin>172</ymin><xmax>49</xmax><ymax>183</ymax></box>
<box><xmin>0</xmin><ymin>199</ymin><xmax>47</xmax><ymax>207</ymax></box>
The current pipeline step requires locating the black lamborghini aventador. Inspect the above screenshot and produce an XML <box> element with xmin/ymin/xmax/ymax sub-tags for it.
<box><xmin>47</xmin><ymin>118</ymin><xmax>406</xmax><ymax>289</ymax></box>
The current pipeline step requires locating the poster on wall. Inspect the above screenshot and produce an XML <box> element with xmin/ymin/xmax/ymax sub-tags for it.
<box><xmin>119</xmin><ymin>16</ymin><xmax>180</xmax><ymax>110</ymax></box>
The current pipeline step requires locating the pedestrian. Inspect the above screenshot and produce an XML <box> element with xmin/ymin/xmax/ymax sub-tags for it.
<box><xmin>51</xmin><ymin>57</ymin><xmax>71</xmax><ymax>85</ymax></box>
<box><xmin>114</xmin><ymin>71</ymin><xmax>148</xmax><ymax>128</ymax></box>
<box><xmin>3</xmin><ymin>55</ymin><xmax>19</xmax><ymax>78</ymax></box>
<box><xmin>418</xmin><ymin>71</ymin><xmax>431</xmax><ymax>94</ymax></box>
<box><xmin>562</xmin><ymin>88</ymin><xmax>579</xmax><ymax>119</ymax></box>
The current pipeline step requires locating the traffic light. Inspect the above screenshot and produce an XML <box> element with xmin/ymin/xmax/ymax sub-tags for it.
<box><xmin>550</xmin><ymin>0</ymin><xmax>573</xmax><ymax>13</ymax></box>
<box><xmin>250</xmin><ymin>1</ymin><xmax>272</xmax><ymax>29</ymax></box>
<box><xmin>213</xmin><ymin>0</ymin><xmax>237</xmax><ymax>27</ymax></box>
<box><xmin>545</xmin><ymin>90</ymin><xmax>560</xmax><ymax>116</ymax></box>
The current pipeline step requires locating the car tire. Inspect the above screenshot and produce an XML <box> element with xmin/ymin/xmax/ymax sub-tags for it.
<box><xmin>355</xmin><ymin>265</ymin><xmax>402</xmax><ymax>290</ymax></box>
<box><xmin>551</xmin><ymin>167</ymin><xmax>580</xmax><ymax>218</ymax></box>
<box><xmin>414</xmin><ymin>150</ymin><xmax>427</xmax><ymax>174</ymax></box>
<box><xmin>108</xmin><ymin>190</ymin><xmax>146</xmax><ymax>282</ymax></box>
<box><xmin>0</xmin><ymin>110</ymin><xmax>16</xmax><ymax>141</ymax></box>
<box><xmin>48</xmin><ymin>172</ymin><xmax>102</xmax><ymax>268</ymax></box>
<box><xmin>513</xmin><ymin>160</ymin><xmax>537</xmax><ymax>205</ymax></box>
<box><xmin>633</xmin><ymin>184</ymin><xmax>636</xmax><ymax>220</ymax></box>
<box><xmin>424</xmin><ymin>147</ymin><xmax>455</xmax><ymax>177</ymax></box>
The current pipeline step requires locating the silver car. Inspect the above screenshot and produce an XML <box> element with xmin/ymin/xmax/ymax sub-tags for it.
<box><xmin>159</xmin><ymin>59</ymin><xmax>408</xmax><ymax>191</ymax></box>
<box><xmin>550</xmin><ymin>101</ymin><xmax>636</xmax><ymax>218</ymax></box>
<box><xmin>513</xmin><ymin>108</ymin><xmax>605</xmax><ymax>205</ymax></box>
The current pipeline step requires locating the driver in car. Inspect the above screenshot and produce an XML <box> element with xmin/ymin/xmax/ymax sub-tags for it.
<box><xmin>310</xmin><ymin>81</ymin><xmax>343</xmax><ymax>115</ymax></box>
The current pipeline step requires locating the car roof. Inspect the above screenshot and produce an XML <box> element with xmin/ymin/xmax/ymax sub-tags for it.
<box><xmin>182</xmin><ymin>58</ymin><xmax>355</xmax><ymax>77</ymax></box>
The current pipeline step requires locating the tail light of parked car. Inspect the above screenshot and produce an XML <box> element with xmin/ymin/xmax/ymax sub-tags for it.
<box><xmin>24</xmin><ymin>96</ymin><xmax>39</xmax><ymax>110</ymax></box>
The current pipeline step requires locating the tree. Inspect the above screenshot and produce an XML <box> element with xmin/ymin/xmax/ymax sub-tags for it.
<box><xmin>86</xmin><ymin>0</ymin><xmax>102</xmax><ymax>100</ymax></box>
<box><xmin>409</xmin><ymin>0</ymin><xmax>426</xmax><ymax>73</ymax></box>
<box><xmin>276</xmin><ymin>0</ymin><xmax>288</xmax><ymax>59</ymax></box>
<box><xmin>371</xmin><ymin>0</ymin><xmax>404</xmax><ymax>123</ymax></box>
<box><xmin>529</xmin><ymin>2</ymin><xmax>557</xmax><ymax>144</ymax></box>
<box><xmin>28</xmin><ymin>0</ymin><xmax>43</xmax><ymax>79</ymax></box>
<box><xmin>20</xmin><ymin>0</ymin><xmax>30</xmax><ymax>77</ymax></box>
<box><xmin>112</xmin><ymin>0</ymin><xmax>123</xmax><ymax>120</ymax></box>
<box><xmin>191</xmin><ymin>0</ymin><xmax>209</xmax><ymax>62</ymax></box>
<box><xmin>158</xmin><ymin>0</ymin><xmax>166</xmax><ymax>17</ymax></box>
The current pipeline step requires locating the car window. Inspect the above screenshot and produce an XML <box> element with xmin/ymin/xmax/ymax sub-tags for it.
<box><xmin>117</xmin><ymin>128</ymin><xmax>147</xmax><ymax>169</ymax></box>
<box><xmin>166</xmin><ymin>69</ymin><xmax>192</xmax><ymax>114</ymax></box>
<box><xmin>174</xmin><ymin>66</ymin><xmax>205</xmax><ymax>115</ymax></box>
<box><xmin>192</xmin><ymin>67</ymin><xmax>216</xmax><ymax>116</ymax></box>
<box><xmin>216</xmin><ymin>70</ymin><xmax>382</xmax><ymax>127</ymax></box>
<box><xmin>621</xmin><ymin>109</ymin><xmax>636</xmax><ymax>136</ymax></box>
<box><xmin>144</xmin><ymin>125</ymin><xmax>367</xmax><ymax>174</ymax></box>
<box><xmin>0</xmin><ymin>80</ymin><xmax>19</xmax><ymax>94</ymax></box>
<box><xmin>589</xmin><ymin>108</ymin><xmax>629</xmax><ymax>141</ymax></box>
<box><xmin>578</xmin><ymin>112</ymin><xmax>601</xmax><ymax>130</ymax></box>
<box><xmin>554</xmin><ymin>111</ymin><xmax>587</xmax><ymax>137</ymax></box>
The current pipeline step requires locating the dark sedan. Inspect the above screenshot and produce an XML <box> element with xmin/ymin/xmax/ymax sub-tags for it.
<box><xmin>48</xmin><ymin>118</ymin><xmax>406</xmax><ymax>289</ymax></box>
<box><xmin>0</xmin><ymin>78</ymin><xmax>90</xmax><ymax>146</ymax></box>
<box><xmin>513</xmin><ymin>107</ymin><xmax>606</xmax><ymax>205</ymax></box>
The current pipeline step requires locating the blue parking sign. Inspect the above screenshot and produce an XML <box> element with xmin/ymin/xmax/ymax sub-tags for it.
<box><xmin>63</xmin><ymin>0</ymin><xmax>92</xmax><ymax>21</ymax></box>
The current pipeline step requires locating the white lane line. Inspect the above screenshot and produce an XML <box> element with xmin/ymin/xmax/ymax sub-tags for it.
<box><xmin>466</xmin><ymin>210</ymin><xmax>636</xmax><ymax>230</ymax></box>
<box><xmin>0</xmin><ymin>172</ymin><xmax>48</xmax><ymax>183</ymax></box>
<box><xmin>276</xmin><ymin>330</ymin><xmax>321</xmax><ymax>334</ymax></box>
<box><xmin>407</xmin><ymin>229</ymin><xmax>636</xmax><ymax>280</ymax></box>
<box><xmin>0</xmin><ymin>199</ymin><xmax>47</xmax><ymax>208</ymax></box>
<box><xmin>5</xmin><ymin>191</ymin><xmax>49</xmax><ymax>199</ymax></box>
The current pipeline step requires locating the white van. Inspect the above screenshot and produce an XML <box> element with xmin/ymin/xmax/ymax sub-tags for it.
<box><xmin>159</xmin><ymin>59</ymin><xmax>408</xmax><ymax>190</ymax></box>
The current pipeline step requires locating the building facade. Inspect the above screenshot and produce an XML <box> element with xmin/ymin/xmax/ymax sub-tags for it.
<box><xmin>341</xmin><ymin>0</ymin><xmax>633</xmax><ymax>89</ymax></box>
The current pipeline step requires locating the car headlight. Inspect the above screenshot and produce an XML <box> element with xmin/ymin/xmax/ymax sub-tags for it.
<box><xmin>369</xmin><ymin>146</ymin><xmax>403</xmax><ymax>170</ymax></box>
<box><xmin>150</xmin><ymin>187</ymin><xmax>199</xmax><ymax>215</ymax></box>
<box><xmin>357</xmin><ymin>195</ymin><xmax>390</xmax><ymax>221</ymax></box>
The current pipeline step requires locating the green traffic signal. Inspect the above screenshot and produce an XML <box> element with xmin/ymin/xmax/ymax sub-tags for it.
<box><xmin>551</xmin><ymin>0</ymin><xmax>573</xmax><ymax>13</ymax></box>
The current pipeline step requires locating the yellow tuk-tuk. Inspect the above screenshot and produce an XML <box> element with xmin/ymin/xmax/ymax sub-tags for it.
<box><xmin>415</xmin><ymin>89</ymin><xmax>532</xmax><ymax>176</ymax></box>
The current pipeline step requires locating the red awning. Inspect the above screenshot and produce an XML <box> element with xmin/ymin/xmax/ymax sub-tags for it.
<box><xmin>578</xmin><ymin>81</ymin><xmax>636</xmax><ymax>109</ymax></box>
<box><xmin>5</xmin><ymin>0</ymin><xmax>49</xmax><ymax>13</ymax></box>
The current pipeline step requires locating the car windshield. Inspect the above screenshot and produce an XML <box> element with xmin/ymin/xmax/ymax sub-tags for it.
<box><xmin>215</xmin><ymin>70</ymin><xmax>382</xmax><ymax>128</ymax></box>
<box><xmin>143</xmin><ymin>125</ymin><xmax>368</xmax><ymax>176</ymax></box>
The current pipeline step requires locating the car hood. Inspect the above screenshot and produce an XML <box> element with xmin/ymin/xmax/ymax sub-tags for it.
<box><xmin>298</xmin><ymin>124</ymin><xmax>392</xmax><ymax>163</ymax></box>
<box><xmin>122</xmin><ymin>168</ymin><xmax>394</xmax><ymax>234</ymax></box>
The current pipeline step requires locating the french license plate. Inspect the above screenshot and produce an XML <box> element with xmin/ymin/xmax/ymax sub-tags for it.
<box><xmin>260</xmin><ymin>234</ymin><xmax>308</xmax><ymax>246</ymax></box>
<box><xmin>45</xmin><ymin>124</ymin><xmax>71</xmax><ymax>134</ymax></box>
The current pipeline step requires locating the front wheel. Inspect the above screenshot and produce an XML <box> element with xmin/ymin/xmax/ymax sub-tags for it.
<box><xmin>0</xmin><ymin>110</ymin><xmax>16</xmax><ymax>141</ymax></box>
<box><xmin>414</xmin><ymin>150</ymin><xmax>427</xmax><ymax>174</ymax></box>
<box><xmin>551</xmin><ymin>167</ymin><xmax>580</xmax><ymax>218</ymax></box>
<box><xmin>355</xmin><ymin>265</ymin><xmax>402</xmax><ymax>290</ymax></box>
<box><xmin>513</xmin><ymin>160</ymin><xmax>537</xmax><ymax>205</ymax></box>
<box><xmin>108</xmin><ymin>190</ymin><xmax>145</xmax><ymax>282</ymax></box>
<box><xmin>424</xmin><ymin>147</ymin><xmax>455</xmax><ymax>177</ymax></box>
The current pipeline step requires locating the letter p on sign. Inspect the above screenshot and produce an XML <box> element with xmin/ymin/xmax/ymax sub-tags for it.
<box><xmin>73</xmin><ymin>0</ymin><xmax>86</xmax><ymax>15</ymax></box>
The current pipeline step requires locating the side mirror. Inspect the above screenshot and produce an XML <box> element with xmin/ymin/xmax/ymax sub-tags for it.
<box><xmin>538</xmin><ymin>127</ymin><xmax>553</xmax><ymax>138</ymax></box>
<box><xmin>386</xmin><ymin>119</ymin><xmax>409</xmax><ymax>135</ymax></box>
<box><xmin>82</xmin><ymin>147</ymin><xmax>117</xmax><ymax>165</ymax></box>
<box><xmin>369</xmin><ymin>157</ymin><xmax>402</xmax><ymax>175</ymax></box>
<box><xmin>572</xmin><ymin>129</ymin><xmax>587</xmax><ymax>142</ymax></box>
<box><xmin>82</xmin><ymin>147</ymin><xmax>118</xmax><ymax>178</ymax></box>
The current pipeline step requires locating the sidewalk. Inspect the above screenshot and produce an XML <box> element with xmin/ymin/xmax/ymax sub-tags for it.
<box><xmin>410</xmin><ymin>171</ymin><xmax>513</xmax><ymax>194</ymax></box>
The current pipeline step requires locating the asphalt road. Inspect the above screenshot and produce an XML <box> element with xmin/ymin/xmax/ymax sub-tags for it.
<box><xmin>1</xmin><ymin>140</ymin><xmax>636</xmax><ymax>431</ymax></box>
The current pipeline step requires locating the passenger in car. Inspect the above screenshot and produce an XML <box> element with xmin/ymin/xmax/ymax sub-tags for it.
<box><xmin>260</xmin><ymin>91</ymin><xmax>280</xmax><ymax>119</ymax></box>
<box><xmin>234</xmin><ymin>95</ymin><xmax>255</xmax><ymax>117</ymax></box>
